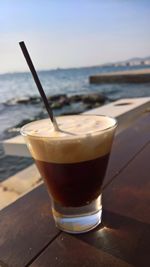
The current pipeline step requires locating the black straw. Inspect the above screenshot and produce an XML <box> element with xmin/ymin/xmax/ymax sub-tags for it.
<box><xmin>19</xmin><ymin>41</ymin><xmax>59</xmax><ymax>131</ymax></box>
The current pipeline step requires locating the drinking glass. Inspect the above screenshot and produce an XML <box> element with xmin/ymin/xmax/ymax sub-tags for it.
<box><xmin>21</xmin><ymin>115</ymin><xmax>117</xmax><ymax>233</ymax></box>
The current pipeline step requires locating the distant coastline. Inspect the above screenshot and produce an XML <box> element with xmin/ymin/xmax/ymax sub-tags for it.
<box><xmin>109</xmin><ymin>56</ymin><xmax>150</xmax><ymax>68</ymax></box>
<box><xmin>0</xmin><ymin>56</ymin><xmax>150</xmax><ymax>76</ymax></box>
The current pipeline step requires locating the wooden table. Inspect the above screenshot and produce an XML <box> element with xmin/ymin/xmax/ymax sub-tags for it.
<box><xmin>0</xmin><ymin>112</ymin><xmax>150</xmax><ymax>267</ymax></box>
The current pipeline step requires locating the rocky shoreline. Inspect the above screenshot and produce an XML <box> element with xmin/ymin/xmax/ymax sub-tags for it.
<box><xmin>5</xmin><ymin>92</ymin><xmax>107</xmax><ymax>110</ymax></box>
<box><xmin>3</xmin><ymin>93</ymin><xmax>108</xmax><ymax>138</ymax></box>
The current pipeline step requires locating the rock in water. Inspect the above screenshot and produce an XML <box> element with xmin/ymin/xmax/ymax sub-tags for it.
<box><xmin>81</xmin><ymin>93</ymin><xmax>106</xmax><ymax>104</ymax></box>
<box><xmin>69</xmin><ymin>95</ymin><xmax>82</xmax><ymax>103</ymax></box>
<box><xmin>48</xmin><ymin>94</ymin><xmax>67</xmax><ymax>101</ymax></box>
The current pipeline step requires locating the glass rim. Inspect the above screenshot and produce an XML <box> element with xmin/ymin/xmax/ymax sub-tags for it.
<box><xmin>20</xmin><ymin>114</ymin><xmax>117</xmax><ymax>140</ymax></box>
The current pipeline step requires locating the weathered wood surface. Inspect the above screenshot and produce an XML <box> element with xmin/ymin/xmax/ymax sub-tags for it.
<box><xmin>0</xmin><ymin>185</ymin><xmax>60</xmax><ymax>267</ymax></box>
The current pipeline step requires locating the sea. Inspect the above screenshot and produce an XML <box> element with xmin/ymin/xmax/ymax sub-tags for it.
<box><xmin>0</xmin><ymin>64</ymin><xmax>150</xmax><ymax>181</ymax></box>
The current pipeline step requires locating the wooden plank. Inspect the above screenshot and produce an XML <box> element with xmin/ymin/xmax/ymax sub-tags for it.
<box><xmin>0</xmin><ymin>185</ymin><xmax>60</xmax><ymax>267</ymax></box>
<box><xmin>135</xmin><ymin>226</ymin><xmax>150</xmax><ymax>266</ymax></box>
<box><xmin>1</xmin><ymin>164</ymin><xmax>40</xmax><ymax>195</ymax></box>
<box><xmin>103</xmin><ymin>142</ymin><xmax>150</xmax><ymax>224</ymax></box>
<box><xmin>0</xmin><ymin>164</ymin><xmax>41</xmax><ymax>210</ymax></box>
<box><xmin>29</xmin><ymin>232</ymin><xmax>134</xmax><ymax>267</ymax></box>
<box><xmin>77</xmin><ymin>210</ymin><xmax>150</xmax><ymax>267</ymax></box>
<box><xmin>103</xmin><ymin>112</ymin><xmax>150</xmax><ymax>187</ymax></box>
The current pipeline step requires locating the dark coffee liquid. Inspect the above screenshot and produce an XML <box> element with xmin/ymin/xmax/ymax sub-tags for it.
<box><xmin>35</xmin><ymin>153</ymin><xmax>109</xmax><ymax>207</ymax></box>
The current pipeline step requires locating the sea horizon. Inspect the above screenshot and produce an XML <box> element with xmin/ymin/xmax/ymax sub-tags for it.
<box><xmin>1</xmin><ymin>54</ymin><xmax>150</xmax><ymax>76</ymax></box>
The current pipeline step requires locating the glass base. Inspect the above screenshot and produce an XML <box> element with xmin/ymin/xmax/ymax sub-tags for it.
<box><xmin>52</xmin><ymin>195</ymin><xmax>102</xmax><ymax>234</ymax></box>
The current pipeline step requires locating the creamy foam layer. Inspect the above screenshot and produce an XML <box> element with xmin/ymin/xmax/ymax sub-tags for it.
<box><xmin>21</xmin><ymin>115</ymin><xmax>117</xmax><ymax>163</ymax></box>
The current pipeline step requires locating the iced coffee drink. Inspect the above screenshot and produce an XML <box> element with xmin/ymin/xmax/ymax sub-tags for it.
<box><xmin>21</xmin><ymin>115</ymin><xmax>117</xmax><ymax>233</ymax></box>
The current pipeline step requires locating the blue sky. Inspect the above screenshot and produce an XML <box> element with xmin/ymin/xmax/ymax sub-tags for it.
<box><xmin>0</xmin><ymin>0</ymin><xmax>150</xmax><ymax>73</ymax></box>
